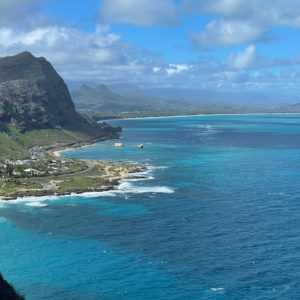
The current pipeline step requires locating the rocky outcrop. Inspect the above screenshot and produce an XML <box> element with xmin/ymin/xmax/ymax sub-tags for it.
<box><xmin>0</xmin><ymin>274</ymin><xmax>24</xmax><ymax>300</ymax></box>
<box><xmin>0</xmin><ymin>52</ymin><xmax>118</xmax><ymax>138</ymax></box>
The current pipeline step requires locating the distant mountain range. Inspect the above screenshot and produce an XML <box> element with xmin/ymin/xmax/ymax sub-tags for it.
<box><xmin>71</xmin><ymin>83</ymin><xmax>151</xmax><ymax>111</ymax></box>
<box><xmin>71</xmin><ymin>82</ymin><xmax>264</xmax><ymax>120</ymax></box>
<box><xmin>71</xmin><ymin>82</ymin><xmax>300</xmax><ymax>120</ymax></box>
<box><xmin>107</xmin><ymin>83</ymin><xmax>150</xmax><ymax>99</ymax></box>
<box><xmin>71</xmin><ymin>83</ymin><xmax>192</xmax><ymax>119</ymax></box>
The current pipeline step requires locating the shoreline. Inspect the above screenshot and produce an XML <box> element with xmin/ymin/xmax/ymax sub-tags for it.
<box><xmin>47</xmin><ymin>136</ymin><xmax>115</xmax><ymax>158</ymax></box>
<box><xmin>101</xmin><ymin>112</ymin><xmax>300</xmax><ymax>122</ymax></box>
<box><xmin>0</xmin><ymin>167</ymin><xmax>146</xmax><ymax>201</ymax></box>
<box><xmin>0</xmin><ymin>175</ymin><xmax>141</xmax><ymax>202</ymax></box>
<box><xmin>52</xmin><ymin>142</ymin><xmax>99</xmax><ymax>158</ymax></box>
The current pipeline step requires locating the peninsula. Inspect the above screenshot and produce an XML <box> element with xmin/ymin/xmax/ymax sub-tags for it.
<box><xmin>0</xmin><ymin>52</ymin><xmax>144</xmax><ymax>200</ymax></box>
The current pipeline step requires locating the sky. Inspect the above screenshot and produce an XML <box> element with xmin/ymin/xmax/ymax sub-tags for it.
<box><xmin>1</xmin><ymin>0</ymin><xmax>300</xmax><ymax>100</ymax></box>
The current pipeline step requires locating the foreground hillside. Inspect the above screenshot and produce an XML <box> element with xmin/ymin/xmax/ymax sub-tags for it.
<box><xmin>0</xmin><ymin>273</ymin><xmax>24</xmax><ymax>300</ymax></box>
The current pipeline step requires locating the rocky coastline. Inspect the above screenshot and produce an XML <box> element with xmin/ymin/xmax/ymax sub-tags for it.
<box><xmin>0</xmin><ymin>170</ymin><xmax>146</xmax><ymax>201</ymax></box>
<box><xmin>0</xmin><ymin>139</ymin><xmax>146</xmax><ymax>201</ymax></box>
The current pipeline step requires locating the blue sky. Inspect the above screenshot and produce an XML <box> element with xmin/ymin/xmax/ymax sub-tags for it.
<box><xmin>1</xmin><ymin>0</ymin><xmax>300</xmax><ymax>100</ymax></box>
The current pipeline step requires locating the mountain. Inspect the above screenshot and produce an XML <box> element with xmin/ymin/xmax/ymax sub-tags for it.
<box><xmin>268</xmin><ymin>102</ymin><xmax>300</xmax><ymax>113</ymax></box>
<box><xmin>107</xmin><ymin>83</ymin><xmax>151</xmax><ymax>99</ymax></box>
<box><xmin>71</xmin><ymin>83</ymin><xmax>194</xmax><ymax>113</ymax></box>
<box><xmin>71</xmin><ymin>83</ymin><xmax>161</xmax><ymax>111</ymax></box>
<box><xmin>0</xmin><ymin>273</ymin><xmax>24</xmax><ymax>299</ymax></box>
<box><xmin>0</xmin><ymin>52</ymin><xmax>120</xmax><ymax>159</ymax></box>
<box><xmin>0</xmin><ymin>52</ymin><xmax>117</xmax><ymax>139</ymax></box>
<box><xmin>72</xmin><ymin>84</ymin><xmax>129</xmax><ymax>110</ymax></box>
<box><xmin>107</xmin><ymin>83</ymin><xmax>189</xmax><ymax>106</ymax></box>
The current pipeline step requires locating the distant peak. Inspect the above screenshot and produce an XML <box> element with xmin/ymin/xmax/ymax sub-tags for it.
<box><xmin>16</xmin><ymin>51</ymin><xmax>35</xmax><ymax>58</ymax></box>
<box><xmin>95</xmin><ymin>83</ymin><xmax>110</xmax><ymax>91</ymax></box>
<box><xmin>0</xmin><ymin>51</ymin><xmax>36</xmax><ymax>62</ymax></box>
<box><xmin>80</xmin><ymin>84</ymin><xmax>91</xmax><ymax>90</ymax></box>
<box><xmin>96</xmin><ymin>83</ymin><xmax>107</xmax><ymax>88</ymax></box>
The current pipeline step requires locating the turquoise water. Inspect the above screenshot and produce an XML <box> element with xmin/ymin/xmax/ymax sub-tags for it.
<box><xmin>1</xmin><ymin>114</ymin><xmax>300</xmax><ymax>299</ymax></box>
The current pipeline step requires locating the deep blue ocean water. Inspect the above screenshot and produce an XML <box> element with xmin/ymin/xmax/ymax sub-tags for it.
<box><xmin>1</xmin><ymin>114</ymin><xmax>300</xmax><ymax>299</ymax></box>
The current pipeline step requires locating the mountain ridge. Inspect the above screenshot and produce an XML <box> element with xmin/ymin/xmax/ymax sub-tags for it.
<box><xmin>0</xmin><ymin>52</ymin><xmax>118</xmax><ymax>139</ymax></box>
<box><xmin>0</xmin><ymin>52</ymin><xmax>120</xmax><ymax>159</ymax></box>
<box><xmin>71</xmin><ymin>83</ymin><xmax>155</xmax><ymax>111</ymax></box>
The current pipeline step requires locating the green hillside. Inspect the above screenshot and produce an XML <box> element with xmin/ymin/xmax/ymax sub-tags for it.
<box><xmin>0</xmin><ymin>122</ymin><xmax>81</xmax><ymax>160</ymax></box>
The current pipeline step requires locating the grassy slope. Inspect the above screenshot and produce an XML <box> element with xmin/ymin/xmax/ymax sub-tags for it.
<box><xmin>0</xmin><ymin>122</ymin><xmax>81</xmax><ymax>160</ymax></box>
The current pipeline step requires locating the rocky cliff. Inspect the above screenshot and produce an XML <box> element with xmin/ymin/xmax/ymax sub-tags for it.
<box><xmin>0</xmin><ymin>274</ymin><xmax>24</xmax><ymax>300</ymax></box>
<box><xmin>0</xmin><ymin>52</ymin><xmax>117</xmax><ymax>139</ymax></box>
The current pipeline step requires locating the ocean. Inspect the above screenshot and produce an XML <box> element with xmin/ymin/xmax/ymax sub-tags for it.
<box><xmin>1</xmin><ymin>114</ymin><xmax>300</xmax><ymax>299</ymax></box>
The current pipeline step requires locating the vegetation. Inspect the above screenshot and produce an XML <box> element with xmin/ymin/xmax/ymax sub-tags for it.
<box><xmin>0</xmin><ymin>122</ymin><xmax>82</xmax><ymax>160</ymax></box>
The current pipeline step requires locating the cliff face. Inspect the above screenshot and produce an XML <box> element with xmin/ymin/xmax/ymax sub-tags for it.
<box><xmin>0</xmin><ymin>52</ymin><xmax>116</xmax><ymax>138</ymax></box>
<box><xmin>0</xmin><ymin>274</ymin><xmax>24</xmax><ymax>300</ymax></box>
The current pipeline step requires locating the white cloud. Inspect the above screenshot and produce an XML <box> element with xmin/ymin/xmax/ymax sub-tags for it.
<box><xmin>225</xmin><ymin>45</ymin><xmax>258</xmax><ymax>70</ymax></box>
<box><xmin>0</xmin><ymin>25</ymin><xmax>191</xmax><ymax>85</ymax></box>
<box><xmin>191</xmin><ymin>20</ymin><xmax>266</xmax><ymax>47</ymax></box>
<box><xmin>0</xmin><ymin>25</ymin><xmax>136</xmax><ymax>79</ymax></box>
<box><xmin>182</xmin><ymin>0</ymin><xmax>300</xmax><ymax>27</ymax></box>
<box><xmin>185</xmin><ymin>0</ymin><xmax>300</xmax><ymax>46</ymax></box>
<box><xmin>223</xmin><ymin>45</ymin><xmax>292</xmax><ymax>70</ymax></box>
<box><xmin>166</xmin><ymin>64</ymin><xmax>189</xmax><ymax>75</ymax></box>
<box><xmin>99</xmin><ymin>0</ymin><xmax>176</xmax><ymax>26</ymax></box>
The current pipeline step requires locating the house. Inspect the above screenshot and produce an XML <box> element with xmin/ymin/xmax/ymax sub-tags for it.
<box><xmin>49</xmin><ymin>163</ymin><xmax>58</xmax><ymax>167</ymax></box>
<box><xmin>24</xmin><ymin>168</ymin><xmax>42</xmax><ymax>176</ymax></box>
<box><xmin>12</xmin><ymin>171</ymin><xmax>21</xmax><ymax>176</ymax></box>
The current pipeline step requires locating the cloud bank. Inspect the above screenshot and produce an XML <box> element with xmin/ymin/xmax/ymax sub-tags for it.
<box><xmin>0</xmin><ymin>0</ymin><xmax>300</xmax><ymax>96</ymax></box>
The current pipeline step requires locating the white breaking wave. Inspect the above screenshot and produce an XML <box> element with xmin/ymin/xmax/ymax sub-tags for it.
<box><xmin>196</xmin><ymin>125</ymin><xmax>219</xmax><ymax>136</ymax></box>
<box><xmin>0</xmin><ymin>194</ymin><xmax>61</xmax><ymax>204</ymax></box>
<box><xmin>76</xmin><ymin>191</ymin><xmax>117</xmax><ymax>198</ymax></box>
<box><xmin>76</xmin><ymin>181</ymin><xmax>174</xmax><ymax>197</ymax></box>
<box><xmin>26</xmin><ymin>202</ymin><xmax>48</xmax><ymax>207</ymax></box>
<box><xmin>129</xmin><ymin>176</ymin><xmax>155</xmax><ymax>181</ymax></box>
<box><xmin>211</xmin><ymin>287</ymin><xmax>224</xmax><ymax>293</ymax></box>
<box><xmin>117</xmin><ymin>181</ymin><xmax>174</xmax><ymax>194</ymax></box>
